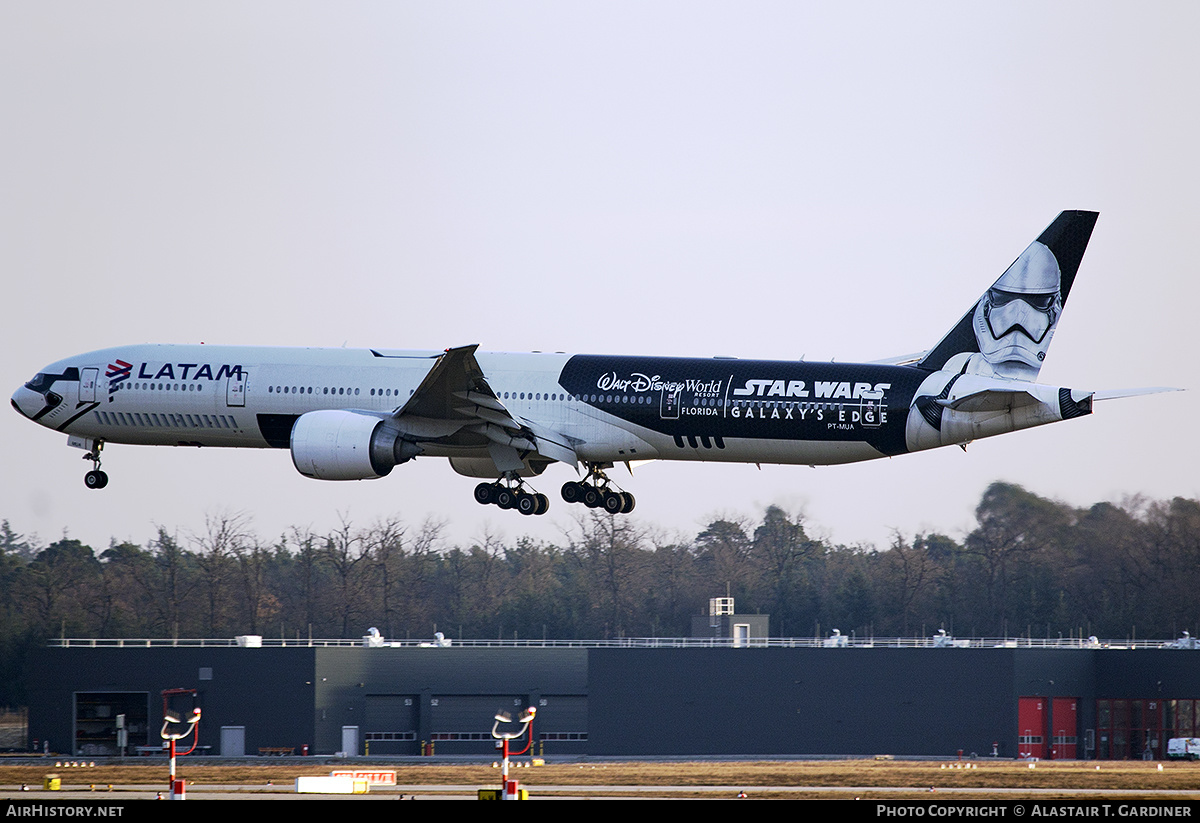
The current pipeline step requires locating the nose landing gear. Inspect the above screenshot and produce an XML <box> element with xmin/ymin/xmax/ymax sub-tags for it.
<box><xmin>83</xmin><ymin>440</ymin><xmax>108</xmax><ymax>489</ymax></box>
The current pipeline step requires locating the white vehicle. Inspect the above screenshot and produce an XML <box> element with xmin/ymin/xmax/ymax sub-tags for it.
<box><xmin>1167</xmin><ymin>738</ymin><xmax>1200</xmax><ymax>760</ymax></box>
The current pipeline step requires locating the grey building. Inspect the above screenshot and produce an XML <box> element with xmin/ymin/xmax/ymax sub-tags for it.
<box><xmin>689</xmin><ymin>597</ymin><xmax>770</xmax><ymax>645</ymax></box>
<box><xmin>28</xmin><ymin>644</ymin><xmax>586</xmax><ymax>758</ymax></box>
<box><xmin>25</xmin><ymin>640</ymin><xmax>1200</xmax><ymax>759</ymax></box>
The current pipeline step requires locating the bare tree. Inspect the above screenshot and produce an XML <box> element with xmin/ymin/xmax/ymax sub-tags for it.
<box><xmin>322</xmin><ymin>516</ymin><xmax>371</xmax><ymax>637</ymax></box>
<box><xmin>879</xmin><ymin>531</ymin><xmax>936</xmax><ymax>636</ymax></box>
<box><xmin>567</xmin><ymin>511</ymin><xmax>647</xmax><ymax>638</ymax></box>
<box><xmin>189</xmin><ymin>512</ymin><xmax>250</xmax><ymax>636</ymax></box>
<box><xmin>232</xmin><ymin>532</ymin><xmax>277</xmax><ymax>635</ymax></box>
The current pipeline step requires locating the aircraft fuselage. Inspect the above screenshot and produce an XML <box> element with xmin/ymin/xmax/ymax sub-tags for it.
<box><xmin>12</xmin><ymin>344</ymin><xmax>935</xmax><ymax>467</ymax></box>
<box><xmin>14</xmin><ymin>211</ymin><xmax>1142</xmax><ymax>515</ymax></box>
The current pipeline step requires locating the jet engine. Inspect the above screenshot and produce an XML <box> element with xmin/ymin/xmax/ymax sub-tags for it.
<box><xmin>290</xmin><ymin>410</ymin><xmax>420</xmax><ymax>480</ymax></box>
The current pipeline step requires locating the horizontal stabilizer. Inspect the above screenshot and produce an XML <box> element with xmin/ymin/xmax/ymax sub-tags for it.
<box><xmin>937</xmin><ymin>388</ymin><xmax>1043</xmax><ymax>413</ymax></box>
<box><xmin>1093</xmin><ymin>387</ymin><xmax>1183</xmax><ymax>401</ymax></box>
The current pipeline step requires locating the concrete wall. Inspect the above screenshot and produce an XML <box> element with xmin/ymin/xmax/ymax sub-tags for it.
<box><xmin>27</xmin><ymin>644</ymin><xmax>1200</xmax><ymax>758</ymax></box>
<box><xmin>27</xmin><ymin>647</ymin><xmax>315</xmax><ymax>756</ymax></box>
<box><xmin>312</xmin><ymin>647</ymin><xmax>588</xmax><ymax>754</ymax></box>
<box><xmin>587</xmin><ymin>647</ymin><xmax>1016</xmax><ymax>756</ymax></box>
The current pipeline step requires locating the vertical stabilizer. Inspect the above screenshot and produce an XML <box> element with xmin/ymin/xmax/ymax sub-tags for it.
<box><xmin>917</xmin><ymin>210</ymin><xmax>1099</xmax><ymax>380</ymax></box>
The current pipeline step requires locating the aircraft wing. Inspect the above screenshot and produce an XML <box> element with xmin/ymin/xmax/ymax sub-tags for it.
<box><xmin>388</xmin><ymin>345</ymin><xmax>577</xmax><ymax>469</ymax></box>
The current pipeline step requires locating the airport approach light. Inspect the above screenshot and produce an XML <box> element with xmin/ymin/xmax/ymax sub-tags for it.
<box><xmin>160</xmin><ymin>689</ymin><xmax>201</xmax><ymax>800</ymax></box>
<box><xmin>490</xmin><ymin>706</ymin><xmax>536</xmax><ymax>800</ymax></box>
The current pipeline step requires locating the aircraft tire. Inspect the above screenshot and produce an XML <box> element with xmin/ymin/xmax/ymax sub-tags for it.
<box><xmin>621</xmin><ymin>491</ymin><xmax>636</xmax><ymax>513</ymax></box>
<box><xmin>474</xmin><ymin>483</ymin><xmax>496</xmax><ymax>505</ymax></box>
<box><xmin>583</xmin><ymin>485</ymin><xmax>602</xmax><ymax>508</ymax></box>
<box><xmin>535</xmin><ymin>493</ymin><xmax>550</xmax><ymax>515</ymax></box>
<box><xmin>561</xmin><ymin>482</ymin><xmax>583</xmax><ymax>504</ymax></box>
<box><xmin>602</xmin><ymin>491</ymin><xmax>625</xmax><ymax>515</ymax></box>
<box><xmin>85</xmin><ymin>470</ymin><xmax>108</xmax><ymax>490</ymax></box>
<box><xmin>496</xmin><ymin>488</ymin><xmax>516</xmax><ymax>509</ymax></box>
<box><xmin>517</xmin><ymin>492</ymin><xmax>538</xmax><ymax>516</ymax></box>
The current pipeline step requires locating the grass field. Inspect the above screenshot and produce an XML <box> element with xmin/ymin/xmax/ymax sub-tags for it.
<box><xmin>2</xmin><ymin>759</ymin><xmax>1199</xmax><ymax>799</ymax></box>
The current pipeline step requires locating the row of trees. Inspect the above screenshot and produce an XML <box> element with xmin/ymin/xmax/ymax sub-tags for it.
<box><xmin>2</xmin><ymin>482</ymin><xmax>1199</xmax><ymax>705</ymax></box>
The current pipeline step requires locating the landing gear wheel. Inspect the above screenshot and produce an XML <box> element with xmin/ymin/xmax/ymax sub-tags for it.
<box><xmin>476</xmin><ymin>477</ymin><xmax>548</xmax><ymax>515</ymax></box>
<box><xmin>562</xmin><ymin>463</ymin><xmax>635</xmax><ymax>515</ymax></box>
<box><xmin>602</xmin><ymin>490</ymin><xmax>626</xmax><ymax>515</ymax></box>
<box><xmin>474</xmin><ymin>483</ymin><xmax>497</xmax><ymax>505</ymax></box>
<box><xmin>516</xmin><ymin>492</ymin><xmax>539</xmax><ymax>516</ymax></box>
<box><xmin>82</xmin><ymin>440</ymin><xmax>107</xmax><ymax>489</ymax></box>
<box><xmin>561</xmin><ymin>481</ymin><xmax>584</xmax><ymax>504</ymax></box>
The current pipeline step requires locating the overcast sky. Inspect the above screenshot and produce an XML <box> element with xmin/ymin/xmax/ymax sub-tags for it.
<box><xmin>1</xmin><ymin>2</ymin><xmax>1196</xmax><ymax>559</ymax></box>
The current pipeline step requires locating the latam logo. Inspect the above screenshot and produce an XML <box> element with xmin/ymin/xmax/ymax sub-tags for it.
<box><xmin>132</xmin><ymin>362</ymin><xmax>245</xmax><ymax>381</ymax></box>
<box><xmin>106</xmin><ymin>360</ymin><xmax>132</xmax><ymax>395</ymax></box>
<box><xmin>107</xmin><ymin>359</ymin><xmax>132</xmax><ymax>382</ymax></box>
<box><xmin>107</xmin><ymin>360</ymin><xmax>244</xmax><ymax>395</ymax></box>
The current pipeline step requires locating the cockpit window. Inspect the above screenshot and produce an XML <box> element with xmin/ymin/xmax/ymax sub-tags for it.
<box><xmin>24</xmin><ymin>374</ymin><xmax>51</xmax><ymax>393</ymax></box>
<box><xmin>23</xmin><ymin>367</ymin><xmax>79</xmax><ymax>394</ymax></box>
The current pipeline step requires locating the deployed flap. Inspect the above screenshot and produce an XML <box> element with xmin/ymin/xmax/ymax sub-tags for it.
<box><xmin>392</xmin><ymin>345</ymin><xmax>577</xmax><ymax>468</ymax></box>
<box><xmin>519</xmin><ymin>417</ymin><xmax>578</xmax><ymax>466</ymax></box>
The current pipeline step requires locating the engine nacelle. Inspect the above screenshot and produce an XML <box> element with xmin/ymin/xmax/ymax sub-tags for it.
<box><xmin>290</xmin><ymin>410</ymin><xmax>419</xmax><ymax>481</ymax></box>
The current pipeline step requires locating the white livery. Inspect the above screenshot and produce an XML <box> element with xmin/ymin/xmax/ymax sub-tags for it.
<box><xmin>11</xmin><ymin>211</ymin><xmax>1174</xmax><ymax>516</ymax></box>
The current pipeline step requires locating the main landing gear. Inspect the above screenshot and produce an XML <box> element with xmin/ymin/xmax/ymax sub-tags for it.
<box><xmin>474</xmin><ymin>478</ymin><xmax>550</xmax><ymax>516</ymax></box>
<box><xmin>560</xmin><ymin>464</ymin><xmax>636</xmax><ymax>515</ymax></box>
<box><xmin>83</xmin><ymin>440</ymin><xmax>108</xmax><ymax>489</ymax></box>
<box><xmin>473</xmin><ymin>464</ymin><xmax>637</xmax><ymax>517</ymax></box>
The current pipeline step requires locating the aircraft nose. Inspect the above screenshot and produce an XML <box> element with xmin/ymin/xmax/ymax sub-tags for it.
<box><xmin>11</xmin><ymin>385</ymin><xmax>41</xmax><ymax>420</ymax></box>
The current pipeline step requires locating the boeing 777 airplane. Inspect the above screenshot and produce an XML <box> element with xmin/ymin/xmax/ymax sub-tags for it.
<box><xmin>11</xmin><ymin>211</ymin><xmax>1170</xmax><ymax>517</ymax></box>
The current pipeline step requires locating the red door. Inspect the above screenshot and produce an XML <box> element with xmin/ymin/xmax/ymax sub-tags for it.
<box><xmin>1018</xmin><ymin>697</ymin><xmax>1046</xmax><ymax>759</ymax></box>
<box><xmin>1051</xmin><ymin>698</ymin><xmax>1078</xmax><ymax>759</ymax></box>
